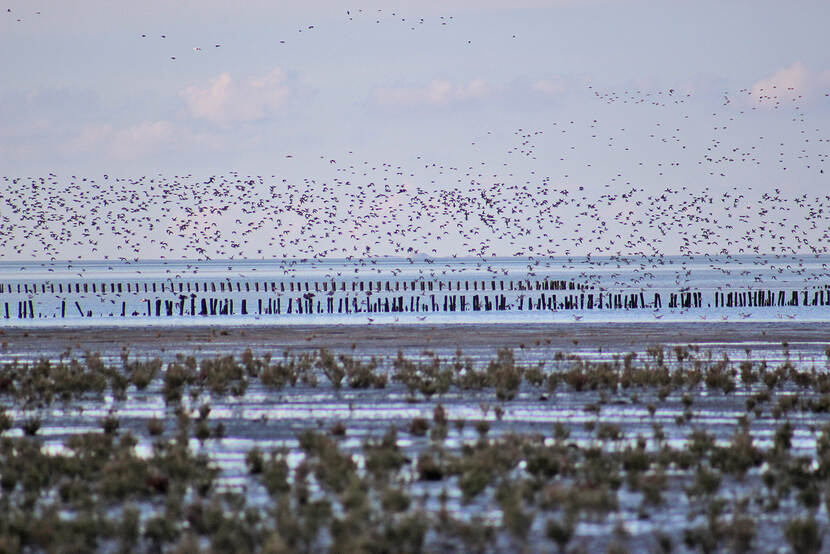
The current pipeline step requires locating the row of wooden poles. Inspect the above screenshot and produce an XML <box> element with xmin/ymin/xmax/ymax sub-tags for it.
<box><xmin>0</xmin><ymin>277</ymin><xmax>590</xmax><ymax>296</ymax></box>
<box><xmin>7</xmin><ymin>286</ymin><xmax>830</xmax><ymax>319</ymax></box>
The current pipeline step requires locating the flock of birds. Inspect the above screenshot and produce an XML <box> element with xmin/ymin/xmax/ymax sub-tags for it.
<box><xmin>4</xmin><ymin>6</ymin><xmax>38</xmax><ymax>23</ymax></box>
<box><xmin>5</xmin><ymin>5</ymin><xmax>477</xmax><ymax>61</ymax></box>
<box><xmin>2</xmin><ymin>82</ymin><xmax>826</xmax><ymax>271</ymax></box>
<box><xmin>1</xmin><ymin>153</ymin><xmax>828</xmax><ymax>288</ymax></box>
<box><xmin>131</xmin><ymin>7</ymin><xmax>461</xmax><ymax>61</ymax></box>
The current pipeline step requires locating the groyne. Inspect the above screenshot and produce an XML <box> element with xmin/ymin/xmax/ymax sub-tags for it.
<box><xmin>2</xmin><ymin>273</ymin><xmax>828</xmax><ymax>322</ymax></box>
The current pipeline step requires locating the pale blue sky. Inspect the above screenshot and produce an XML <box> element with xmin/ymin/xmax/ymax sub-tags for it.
<box><xmin>1</xmin><ymin>1</ymin><xmax>829</xmax><ymax>260</ymax></box>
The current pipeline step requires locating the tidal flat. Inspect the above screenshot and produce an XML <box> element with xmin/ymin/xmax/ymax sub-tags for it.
<box><xmin>1</xmin><ymin>322</ymin><xmax>830</xmax><ymax>552</ymax></box>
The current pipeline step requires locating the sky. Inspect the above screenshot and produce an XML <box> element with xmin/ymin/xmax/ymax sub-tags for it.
<box><xmin>1</xmin><ymin>0</ymin><xmax>829</xmax><ymax>260</ymax></box>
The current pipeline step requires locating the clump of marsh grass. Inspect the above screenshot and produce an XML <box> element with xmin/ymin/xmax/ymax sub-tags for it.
<box><xmin>260</xmin><ymin>350</ymin><xmax>317</xmax><ymax>389</ymax></box>
<box><xmin>784</xmin><ymin>516</ymin><xmax>823</xmax><ymax>554</ymax></box>
<box><xmin>198</xmin><ymin>354</ymin><xmax>247</xmax><ymax>395</ymax></box>
<box><xmin>0</xmin><ymin>352</ymin><xmax>115</xmax><ymax>407</ymax></box>
<box><xmin>392</xmin><ymin>350</ymin><xmax>453</xmax><ymax>398</ymax></box>
<box><xmin>316</xmin><ymin>349</ymin><xmax>386</xmax><ymax>389</ymax></box>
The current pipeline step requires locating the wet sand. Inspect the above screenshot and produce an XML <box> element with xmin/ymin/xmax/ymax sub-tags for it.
<box><xmin>1</xmin><ymin>321</ymin><xmax>828</xmax><ymax>356</ymax></box>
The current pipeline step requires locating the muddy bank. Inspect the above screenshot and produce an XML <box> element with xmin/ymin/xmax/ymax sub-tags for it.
<box><xmin>2</xmin><ymin>322</ymin><xmax>829</xmax><ymax>359</ymax></box>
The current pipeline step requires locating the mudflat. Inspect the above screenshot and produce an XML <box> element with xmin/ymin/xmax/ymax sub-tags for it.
<box><xmin>1</xmin><ymin>321</ymin><xmax>828</xmax><ymax>356</ymax></box>
<box><xmin>2</xmin><ymin>320</ymin><xmax>830</xmax><ymax>552</ymax></box>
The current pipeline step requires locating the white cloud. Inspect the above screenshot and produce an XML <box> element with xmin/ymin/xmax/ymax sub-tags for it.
<box><xmin>374</xmin><ymin>79</ymin><xmax>489</xmax><ymax>107</ymax></box>
<box><xmin>749</xmin><ymin>62</ymin><xmax>830</xmax><ymax>106</ymax></box>
<box><xmin>179</xmin><ymin>68</ymin><xmax>290</xmax><ymax>125</ymax></box>
<box><xmin>109</xmin><ymin>121</ymin><xmax>176</xmax><ymax>161</ymax></box>
<box><xmin>63</xmin><ymin>120</ymin><xmax>223</xmax><ymax>162</ymax></box>
<box><xmin>62</xmin><ymin>123</ymin><xmax>114</xmax><ymax>157</ymax></box>
<box><xmin>751</xmin><ymin>62</ymin><xmax>808</xmax><ymax>102</ymax></box>
<box><xmin>64</xmin><ymin>121</ymin><xmax>177</xmax><ymax>161</ymax></box>
<box><xmin>531</xmin><ymin>79</ymin><xmax>566</xmax><ymax>95</ymax></box>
